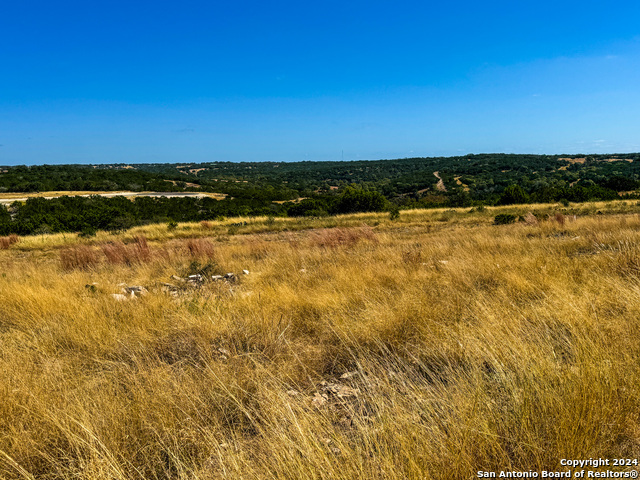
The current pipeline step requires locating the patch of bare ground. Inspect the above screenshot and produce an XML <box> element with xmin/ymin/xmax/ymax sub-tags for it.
<box><xmin>603</xmin><ymin>158</ymin><xmax>633</xmax><ymax>163</ymax></box>
<box><xmin>164</xmin><ymin>179</ymin><xmax>202</xmax><ymax>188</ymax></box>
<box><xmin>433</xmin><ymin>171</ymin><xmax>447</xmax><ymax>192</ymax></box>
<box><xmin>273</xmin><ymin>197</ymin><xmax>308</xmax><ymax>204</ymax></box>
<box><xmin>454</xmin><ymin>176</ymin><xmax>469</xmax><ymax>192</ymax></box>
<box><xmin>558</xmin><ymin>157</ymin><xmax>586</xmax><ymax>164</ymax></box>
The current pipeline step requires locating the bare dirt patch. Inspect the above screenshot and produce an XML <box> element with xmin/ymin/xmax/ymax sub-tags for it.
<box><xmin>558</xmin><ymin>157</ymin><xmax>586</xmax><ymax>164</ymax></box>
<box><xmin>454</xmin><ymin>176</ymin><xmax>470</xmax><ymax>192</ymax></box>
<box><xmin>434</xmin><ymin>171</ymin><xmax>447</xmax><ymax>192</ymax></box>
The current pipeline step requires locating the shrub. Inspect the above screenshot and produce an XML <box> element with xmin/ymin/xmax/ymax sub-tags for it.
<box><xmin>470</xmin><ymin>205</ymin><xmax>486</xmax><ymax>213</ymax></box>
<box><xmin>331</xmin><ymin>186</ymin><xmax>388</xmax><ymax>214</ymax></box>
<box><xmin>389</xmin><ymin>205</ymin><xmax>400</xmax><ymax>221</ymax></box>
<box><xmin>498</xmin><ymin>185</ymin><xmax>529</xmax><ymax>205</ymax></box>
<box><xmin>494</xmin><ymin>214</ymin><xmax>517</xmax><ymax>225</ymax></box>
<box><xmin>167</xmin><ymin>220</ymin><xmax>178</xmax><ymax>231</ymax></box>
<box><xmin>79</xmin><ymin>227</ymin><xmax>97</xmax><ymax>238</ymax></box>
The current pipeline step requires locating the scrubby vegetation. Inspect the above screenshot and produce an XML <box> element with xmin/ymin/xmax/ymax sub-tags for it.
<box><xmin>3</xmin><ymin>153</ymin><xmax>640</xmax><ymax>212</ymax></box>
<box><xmin>4</xmin><ymin>153</ymin><xmax>640</xmax><ymax>236</ymax></box>
<box><xmin>1</xmin><ymin>202</ymin><xmax>639</xmax><ymax>479</ymax></box>
<box><xmin>0</xmin><ymin>185</ymin><xmax>390</xmax><ymax>235</ymax></box>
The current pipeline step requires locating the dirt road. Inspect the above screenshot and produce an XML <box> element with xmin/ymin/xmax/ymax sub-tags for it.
<box><xmin>433</xmin><ymin>171</ymin><xmax>447</xmax><ymax>192</ymax></box>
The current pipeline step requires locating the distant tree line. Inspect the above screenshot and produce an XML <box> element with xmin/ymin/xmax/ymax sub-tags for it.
<box><xmin>2</xmin><ymin>154</ymin><xmax>640</xmax><ymax>236</ymax></box>
<box><xmin>0</xmin><ymin>165</ymin><xmax>193</xmax><ymax>193</ymax></box>
<box><xmin>3</xmin><ymin>154</ymin><xmax>640</xmax><ymax>204</ymax></box>
<box><xmin>0</xmin><ymin>186</ymin><xmax>389</xmax><ymax>236</ymax></box>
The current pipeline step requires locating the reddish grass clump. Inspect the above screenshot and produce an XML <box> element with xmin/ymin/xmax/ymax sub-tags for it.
<box><xmin>60</xmin><ymin>246</ymin><xmax>99</xmax><ymax>270</ymax></box>
<box><xmin>185</xmin><ymin>238</ymin><xmax>216</xmax><ymax>259</ymax></box>
<box><xmin>102</xmin><ymin>236</ymin><xmax>151</xmax><ymax>265</ymax></box>
<box><xmin>310</xmin><ymin>226</ymin><xmax>377</xmax><ymax>248</ymax></box>
<box><xmin>0</xmin><ymin>234</ymin><xmax>19</xmax><ymax>249</ymax></box>
<box><xmin>200</xmin><ymin>221</ymin><xmax>214</xmax><ymax>230</ymax></box>
<box><xmin>554</xmin><ymin>212</ymin><xmax>566</xmax><ymax>226</ymax></box>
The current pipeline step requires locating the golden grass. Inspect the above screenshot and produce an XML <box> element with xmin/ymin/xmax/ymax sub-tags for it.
<box><xmin>1</xmin><ymin>202</ymin><xmax>640</xmax><ymax>478</ymax></box>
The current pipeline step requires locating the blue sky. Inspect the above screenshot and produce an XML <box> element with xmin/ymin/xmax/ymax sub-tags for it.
<box><xmin>1</xmin><ymin>0</ymin><xmax>639</xmax><ymax>164</ymax></box>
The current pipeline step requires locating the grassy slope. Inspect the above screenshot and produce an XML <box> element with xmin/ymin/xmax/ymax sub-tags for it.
<box><xmin>1</xmin><ymin>202</ymin><xmax>640</xmax><ymax>479</ymax></box>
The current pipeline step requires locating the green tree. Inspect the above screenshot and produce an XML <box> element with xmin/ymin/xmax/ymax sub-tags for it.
<box><xmin>331</xmin><ymin>185</ymin><xmax>388</xmax><ymax>214</ymax></box>
<box><xmin>498</xmin><ymin>184</ymin><xmax>529</xmax><ymax>205</ymax></box>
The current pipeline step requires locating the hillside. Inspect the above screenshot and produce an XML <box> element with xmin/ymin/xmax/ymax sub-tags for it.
<box><xmin>3</xmin><ymin>154</ymin><xmax>640</xmax><ymax>236</ymax></box>
<box><xmin>3</xmin><ymin>153</ymin><xmax>640</xmax><ymax>204</ymax></box>
<box><xmin>1</xmin><ymin>202</ymin><xmax>639</xmax><ymax>479</ymax></box>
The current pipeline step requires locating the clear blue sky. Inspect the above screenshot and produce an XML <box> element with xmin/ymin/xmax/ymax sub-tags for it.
<box><xmin>1</xmin><ymin>1</ymin><xmax>640</xmax><ymax>165</ymax></box>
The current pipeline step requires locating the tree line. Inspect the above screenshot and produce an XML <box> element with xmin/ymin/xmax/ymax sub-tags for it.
<box><xmin>0</xmin><ymin>186</ymin><xmax>388</xmax><ymax>236</ymax></box>
<box><xmin>1</xmin><ymin>181</ymin><xmax>633</xmax><ymax>237</ymax></box>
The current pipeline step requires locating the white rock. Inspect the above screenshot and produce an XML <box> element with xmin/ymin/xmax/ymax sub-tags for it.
<box><xmin>122</xmin><ymin>286</ymin><xmax>148</xmax><ymax>297</ymax></box>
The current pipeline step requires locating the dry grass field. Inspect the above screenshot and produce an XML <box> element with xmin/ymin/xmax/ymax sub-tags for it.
<box><xmin>1</xmin><ymin>202</ymin><xmax>640</xmax><ymax>479</ymax></box>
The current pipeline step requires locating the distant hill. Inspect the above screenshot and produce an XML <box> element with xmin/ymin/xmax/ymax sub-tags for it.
<box><xmin>3</xmin><ymin>154</ymin><xmax>640</xmax><ymax>202</ymax></box>
<box><xmin>2</xmin><ymin>154</ymin><xmax>640</xmax><ymax>235</ymax></box>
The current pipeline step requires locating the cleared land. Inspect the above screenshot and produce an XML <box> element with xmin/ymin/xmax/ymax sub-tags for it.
<box><xmin>0</xmin><ymin>191</ymin><xmax>226</xmax><ymax>206</ymax></box>
<box><xmin>1</xmin><ymin>202</ymin><xmax>640</xmax><ymax>479</ymax></box>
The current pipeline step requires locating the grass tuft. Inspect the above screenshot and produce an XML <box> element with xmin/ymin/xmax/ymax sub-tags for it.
<box><xmin>0</xmin><ymin>234</ymin><xmax>19</xmax><ymax>249</ymax></box>
<box><xmin>4</xmin><ymin>202</ymin><xmax>640</xmax><ymax>479</ymax></box>
<box><xmin>59</xmin><ymin>245</ymin><xmax>99</xmax><ymax>270</ymax></box>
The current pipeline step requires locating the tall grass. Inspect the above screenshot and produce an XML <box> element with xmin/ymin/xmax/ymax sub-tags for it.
<box><xmin>0</xmin><ymin>234</ymin><xmax>19</xmax><ymax>249</ymax></box>
<box><xmin>99</xmin><ymin>235</ymin><xmax>151</xmax><ymax>266</ymax></box>
<box><xmin>1</xmin><ymin>206</ymin><xmax>640</xmax><ymax>479</ymax></box>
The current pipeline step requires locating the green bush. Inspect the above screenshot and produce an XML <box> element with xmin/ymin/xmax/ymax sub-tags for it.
<box><xmin>498</xmin><ymin>185</ymin><xmax>529</xmax><ymax>205</ymax></box>
<box><xmin>79</xmin><ymin>227</ymin><xmax>97</xmax><ymax>238</ymax></box>
<box><xmin>494</xmin><ymin>214</ymin><xmax>517</xmax><ymax>225</ymax></box>
<box><xmin>389</xmin><ymin>205</ymin><xmax>400</xmax><ymax>221</ymax></box>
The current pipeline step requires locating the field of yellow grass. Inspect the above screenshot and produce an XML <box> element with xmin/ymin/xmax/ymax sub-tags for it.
<box><xmin>0</xmin><ymin>191</ymin><xmax>135</xmax><ymax>199</ymax></box>
<box><xmin>1</xmin><ymin>202</ymin><xmax>640</xmax><ymax>479</ymax></box>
